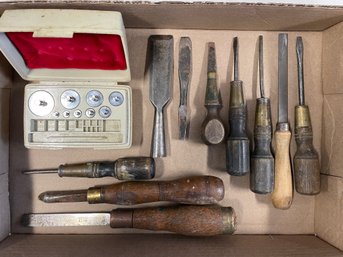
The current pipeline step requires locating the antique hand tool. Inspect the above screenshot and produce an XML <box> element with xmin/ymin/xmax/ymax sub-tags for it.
<box><xmin>22</xmin><ymin>157</ymin><xmax>155</xmax><ymax>180</ymax></box>
<box><xmin>226</xmin><ymin>37</ymin><xmax>250</xmax><ymax>176</ymax></box>
<box><xmin>294</xmin><ymin>37</ymin><xmax>320</xmax><ymax>195</ymax></box>
<box><xmin>178</xmin><ymin>37</ymin><xmax>192</xmax><ymax>140</ymax></box>
<box><xmin>149</xmin><ymin>35</ymin><xmax>173</xmax><ymax>158</ymax></box>
<box><xmin>201</xmin><ymin>42</ymin><xmax>226</xmax><ymax>145</ymax></box>
<box><xmin>250</xmin><ymin>35</ymin><xmax>274</xmax><ymax>194</ymax></box>
<box><xmin>38</xmin><ymin>176</ymin><xmax>224</xmax><ymax>205</ymax></box>
<box><xmin>271</xmin><ymin>33</ymin><xmax>293</xmax><ymax>209</ymax></box>
<box><xmin>22</xmin><ymin>205</ymin><xmax>236</xmax><ymax>236</ymax></box>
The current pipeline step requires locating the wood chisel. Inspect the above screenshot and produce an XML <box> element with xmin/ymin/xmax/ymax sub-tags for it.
<box><xmin>38</xmin><ymin>176</ymin><xmax>224</xmax><ymax>205</ymax></box>
<box><xmin>21</xmin><ymin>205</ymin><xmax>236</xmax><ymax>236</ymax></box>
<box><xmin>250</xmin><ymin>35</ymin><xmax>274</xmax><ymax>194</ymax></box>
<box><xmin>201</xmin><ymin>42</ymin><xmax>225</xmax><ymax>145</ymax></box>
<box><xmin>22</xmin><ymin>157</ymin><xmax>155</xmax><ymax>180</ymax></box>
<box><xmin>178</xmin><ymin>37</ymin><xmax>192</xmax><ymax>140</ymax></box>
<box><xmin>271</xmin><ymin>33</ymin><xmax>293</xmax><ymax>209</ymax></box>
<box><xmin>294</xmin><ymin>36</ymin><xmax>320</xmax><ymax>195</ymax></box>
<box><xmin>226</xmin><ymin>37</ymin><xmax>250</xmax><ymax>176</ymax></box>
<box><xmin>149</xmin><ymin>35</ymin><xmax>173</xmax><ymax>158</ymax></box>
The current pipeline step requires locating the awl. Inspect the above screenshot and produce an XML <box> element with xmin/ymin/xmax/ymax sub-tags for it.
<box><xmin>178</xmin><ymin>37</ymin><xmax>192</xmax><ymax>140</ymax></box>
<box><xmin>22</xmin><ymin>157</ymin><xmax>155</xmax><ymax>180</ymax></box>
<box><xmin>226</xmin><ymin>37</ymin><xmax>250</xmax><ymax>176</ymax></box>
<box><xmin>149</xmin><ymin>35</ymin><xmax>173</xmax><ymax>158</ymax></box>
<box><xmin>201</xmin><ymin>42</ymin><xmax>225</xmax><ymax>145</ymax></box>
<box><xmin>271</xmin><ymin>33</ymin><xmax>293</xmax><ymax>209</ymax></box>
<box><xmin>294</xmin><ymin>37</ymin><xmax>320</xmax><ymax>195</ymax></box>
<box><xmin>250</xmin><ymin>35</ymin><xmax>274</xmax><ymax>194</ymax></box>
<box><xmin>38</xmin><ymin>176</ymin><xmax>224</xmax><ymax>205</ymax></box>
<box><xmin>22</xmin><ymin>205</ymin><xmax>236</xmax><ymax>236</ymax></box>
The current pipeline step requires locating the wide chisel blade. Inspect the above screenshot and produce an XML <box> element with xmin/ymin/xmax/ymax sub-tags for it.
<box><xmin>278</xmin><ymin>33</ymin><xmax>288</xmax><ymax>124</ymax></box>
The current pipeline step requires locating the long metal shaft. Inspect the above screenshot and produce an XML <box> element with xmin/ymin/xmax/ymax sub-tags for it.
<box><xmin>296</xmin><ymin>37</ymin><xmax>305</xmax><ymax>106</ymax></box>
<box><xmin>23</xmin><ymin>169</ymin><xmax>58</xmax><ymax>175</ymax></box>
<box><xmin>233</xmin><ymin>37</ymin><xmax>239</xmax><ymax>81</ymax></box>
<box><xmin>259</xmin><ymin>35</ymin><xmax>265</xmax><ymax>98</ymax></box>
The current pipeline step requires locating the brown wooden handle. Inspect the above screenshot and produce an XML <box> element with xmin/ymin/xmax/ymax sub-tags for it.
<box><xmin>110</xmin><ymin>205</ymin><xmax>236</xmax><ymax>236</ymax></box>
<box><xmin>271</xmin><ymin>129</ymin><xmax>293</xmax><ymax>209</ymax></box>
<box><xmin>92</xmin><ymin>176</ymin><xmax>224</xmax><ymax>205</ymax></box>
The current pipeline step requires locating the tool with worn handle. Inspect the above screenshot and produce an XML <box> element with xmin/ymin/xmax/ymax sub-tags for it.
<box><xmin>22</xmin><ymin>205</ymin><xmax>236</xmax><ymax>236</ymax></box>
<box><xmin>149</xmin><ymin>35</ymin><xmax>173</xmax><ymax>158</ymax></box>
<box><xmin>226</xmin><ymin>37</ymin><xmax>250</xmax><ymax>176</ymax></box>
<box><xmin>38</xmin><ymin>176</ymin><xmax>224</xmax><ymax>205</ymax></box>
<box><xmin>22</xmin><ymin>157</ymin><xmax>155</xmax><ymax>181</ymax></box>
<box><xmin>271</xmin><ymin>33</ymin><xmax>293</xmax><ymax>209</ymax></box>
<box><xmin>294</xmin><ymin>37</ymin><xmax>320</xmax><ymax>195</ymax></box>
<box><xmin>178</xmin><ymin>37</ymin><xmax>192</xmax><ymax>140</ymax></box>
<box><xmin>201</xmin><ymin>42</ymin><xmax>225</xmax><ymax>145</ymax></box>
<box><xmin>250</xmin><ymin>36</ymin><xmax>274</xmax><ymax>194</ymax></box>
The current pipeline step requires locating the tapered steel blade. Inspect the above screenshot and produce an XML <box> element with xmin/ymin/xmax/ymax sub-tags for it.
<box><xmin>278</xmin><ymin>33</ymin><xmax>288</xmax><ymax>124</ymax></box>
<box><xmin>21</xmin><ymin>213</ymin><xmax>110</xmax><ymax>227</ymax></box>
<box><xmin>296</xmin><ymin>36</ymin><xmax>305</xmax><ymax>106</ymax></box>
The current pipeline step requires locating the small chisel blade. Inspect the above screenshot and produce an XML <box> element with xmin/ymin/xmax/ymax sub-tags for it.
<box><xmin>278</xmin><ymin>33</ymin><xmax>288</xmax><ymax>124</ymax></box>
<box><xmin>39</xmin><ymin>190</ymin><xmax>88</xmax><ymax>203</ymax></box>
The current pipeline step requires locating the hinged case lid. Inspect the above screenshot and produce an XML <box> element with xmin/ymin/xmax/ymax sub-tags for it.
<box><xmin>0</xmin><ymin>9</ymin><xmax>131</xmax><ymax>83</ymax></box>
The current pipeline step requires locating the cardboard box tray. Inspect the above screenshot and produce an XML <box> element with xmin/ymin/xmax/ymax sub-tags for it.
<box><xmin>0</xmin><ymin>2</ymin><xmax>342</xmax><ymax>256</ymax></box>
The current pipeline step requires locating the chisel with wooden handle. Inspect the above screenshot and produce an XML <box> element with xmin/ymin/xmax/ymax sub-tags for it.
<box><xmin>38</xmin><ymin>176</ymin><xmax>224</xmax><ymax>205</ymax></box>
<box><xmin>21</xmin><ymin>205</ymin><xmax>236</xmax><ymax>236</ymax></box>
<box><xmin>271</xmin><ymin>33</ymin><xmax>293</xmax><ymax>209</ymax></box>
<box><xmin>294</xmin><ymin>37</ymin><xmax>320</xmax><ymax>195</ymax></box>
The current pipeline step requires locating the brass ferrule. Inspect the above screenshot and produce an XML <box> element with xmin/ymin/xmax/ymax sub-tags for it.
<box><xmin>222</xmin><ymin>207</ymin><xmax>237</xmax><ymax>234</ymax></box>
<box><xmin>87</xmin><ymin>187</ymin><xmax>102</xmax><ymax>204</ymax></box>
<box><xmin>207</xmin><ymin>71</ymin><xmax>216</xmax><ymax>79</ymax></box>
<box><xmin>255</xmin><ymin>98</ymin><xmax>271</xmax><ymax>127</ymax></box>
<box><xmin>229</xmin><ymin>80</ymin><xmax>244</xmax><ymax>107</ymax></box>
<box><xmin>295</xmin><ymin>105</ymin><xmax>311</xmax><ymax>129</ymax></box>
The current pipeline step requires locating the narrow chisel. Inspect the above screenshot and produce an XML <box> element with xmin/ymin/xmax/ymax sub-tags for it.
<box><xmin>21</xmin><ymin>205</ymin><xmax>236</xmax><ymax>236</ymax></box>
<box><xmin>178</xmin><ymin>37</ymin><xmax>192</xmax><ymax>140</ymax></box>
<box><xmin>271</xmin><ymin>33</ymin><xmax>293</xmax><ymax>209</ymax></box>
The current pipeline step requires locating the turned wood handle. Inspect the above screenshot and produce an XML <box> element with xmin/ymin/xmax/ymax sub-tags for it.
<box><xmin>94</xmin><ymin>176</ymin><xmax>224</xmax><ymax>205</ymax></box>
<box><xmin>271</xmin><ymin>130</ymin><xmax>293</xmax><ymax>209</ymax></box>
<box><xmin>110</xmin><ymin>205</ymin><xmax>236</xmax><ymax>236</ymax></box>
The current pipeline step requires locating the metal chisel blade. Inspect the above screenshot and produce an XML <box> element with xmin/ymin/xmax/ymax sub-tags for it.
<box><xmin>178</xmin><ymin>37</ymin><xmax>192</xmax><ymax>139</ymax></box>
<box><xmin>21</xmin><ymin>213</ymin><xmax>110</xmax><ymax>227</ymax></box>
<box><xmin>278</xmin><ymin>33</ymin><xmax>288</xmax><ymax>124</ymax></box>
<box><xmin>149</xmin><ymin>35</ymin><xmax>173</xmax><ymax>109</ymax></box>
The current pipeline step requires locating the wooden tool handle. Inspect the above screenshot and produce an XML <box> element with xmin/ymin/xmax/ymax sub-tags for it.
<box><xmin>110</xmin><ymin>205</ymin><xmax>236</xmax><ymax>236</ymax></box>
<box><xmin>91</xmin><ymin>176</ymin><xmax>224</xmax><ymax>205</ymax></box>
<box><xmin>271</xmin><ymin>129</ymin><xmax>293</xmax><ymax>209</ymax></box>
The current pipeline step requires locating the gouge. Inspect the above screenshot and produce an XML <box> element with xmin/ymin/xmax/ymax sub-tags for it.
<box><xmin>294</xmin><ymin>37</ymin><xmax>320</xmax><ymax>195</ymax></box>
<box><xmin>21</xmin><ymin>205</ymin><xmax>236</xmax><ymax>236</ymax></box>
<box><xmin>178</xmin><ymin>37</ymin><xmax>192</xmax><ymax>140</ymax></box>
<box><xmin>250</xmin><ymin>35</ymin><xmax>274</xmax><ymax>194</ymax></box>
<box><xmin>149</xmin><ymin>35</ymin><xmax>173</xmax><ymax>158</ymax></box>
<box><xmin>271</xmin><ymin>33</ymin><xmax>293</xmax><ymax>209</ymax></box>
<box><xmin>22</xmin><ymin>157</ymin><xmax>155</xmax><ymax>180</ymax></box>
<box><xmin>226</xmin><ymin>37</ymin><xmax>250</xmax><ymax>176</ymax></box>
<box><xmin>201</xmin><ymin>42</ymin><xmax>226</xmax><ymax>145</ymax></box>
<box><xmin>38</xmin><ymin>176</ymin><xmax>224</xmax><ymax>205</ymax></box>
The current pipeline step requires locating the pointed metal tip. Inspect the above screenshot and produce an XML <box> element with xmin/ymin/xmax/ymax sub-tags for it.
<box><xmin>208</xmin><ymin>42</ymin><xmax>215</xmax><ymax>48</ymax></box>
<box><xmin>22</xmin><ymin>169</ymin><xmax>58</xmax><ymax>175</ymax></box>
<box><xmin>296</xmin><ymin>36</ymin><xmax>303</xmax><ymax>54</ymax></box>
<box><xmin>21</xmin><ymin>214</ymin><xmax>32</xmax><ymax>227</ymax></box>
<box><xmin>38</xmin><ymin>192</ymin><xmax>47</xmax><ymax>202</ymax></box>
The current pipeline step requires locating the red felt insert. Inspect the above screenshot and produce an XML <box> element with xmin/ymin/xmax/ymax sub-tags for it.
<box><xmin>6</xmin><ymin>32</ymin><xmax>127</xmax><ymax>70</ymax></box>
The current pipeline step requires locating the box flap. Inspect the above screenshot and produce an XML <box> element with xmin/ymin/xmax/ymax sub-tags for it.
<box><xmin>0</xmin><ymin>9</ymin><xmax>131</xmax><ymax>83</ymax></box>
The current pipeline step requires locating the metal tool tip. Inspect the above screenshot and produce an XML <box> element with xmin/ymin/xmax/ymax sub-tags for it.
<box><xmin>296</xmin><ymin>37</ymin><xmax>303</xmax><ymax>51</ymax></box>
<box><xmin>38</xmin><ymin>192</ymin><xmax>47</xmax><ymax>202</ymax></box>
<box><xmin>233</xmin><ymin>37</ymin><xmax>238</xmax><ymax>48</ymax></box>
<box><xmin>208</xmin><ymin>42</ymin><xmax>215</xmax><ymax>48</ymax></box>
<box><xmin>21</xmin><ymin>214</ymin><xmax>32</xmax><ymax>227</ymax></box>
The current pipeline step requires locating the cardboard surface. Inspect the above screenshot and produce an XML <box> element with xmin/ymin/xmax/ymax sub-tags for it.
<box><xmin>8</xmin><ymin>29</ymin><xmax>323</xmax><ymax>235</ymax></box>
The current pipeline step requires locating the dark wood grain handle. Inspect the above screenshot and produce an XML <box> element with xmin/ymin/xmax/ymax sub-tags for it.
<box><xmin>93</xmin><ymin>176</ymin><xmax>224</xmax><ymax>205</ymax></box>
<box><xmin>110</xmin><ymin>205</ymin><xmax>236</xmax><ymax>236</ymax></box>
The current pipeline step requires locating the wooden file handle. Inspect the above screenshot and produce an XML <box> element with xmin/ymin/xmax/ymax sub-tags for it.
<box><xmin>110</xmin><ymin>205</ymin><xmax>236</xmax><ymax>236</ymax></box>
<box><xmin>271</xmin><ymin>129</ymin><xmax>293</xmax><ymax>209</ymax></box>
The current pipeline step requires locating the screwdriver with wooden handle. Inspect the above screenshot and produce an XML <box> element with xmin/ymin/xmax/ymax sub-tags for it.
<box><xmin>294</xmin><ymin>37</ymin><xmax>320</xmax><ymax>195</ymax></box>
<box><xmin>271</xmin><ymin>33</ymin><xmax>293</xmax><ymax>209</ymax></box>
<box><xmin>226</xmin><ymin>37</ymin><xmax>250</xmax><ymax>176</ymax></box>
<box><xmin>22</xmin><ymin>205</ymin><xmax>236</xmax><ymax>236</ymax></box>
<box><xmin>22</xmin><ymin>157</ymin><xmax>155</xmax><ymax>181</ymax></box>
<box><xmin>250</xmin><ymin>35</ymin><xmax>274</xmax><ymax>194</ymax></box>
<box><xmin>201</xmin><ymin>42</ymin><xmax>226</xmax><ymax>145</ymax></box>
<box><xmin>38</xmin><ymin>176</ymin><xmax>224</xmax><ymax>205</ymax></box>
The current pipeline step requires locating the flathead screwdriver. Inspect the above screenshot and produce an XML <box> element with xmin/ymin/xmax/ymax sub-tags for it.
<box><xmin>22</xmin><ymin>157</ymin><xmax>155</xmax><ymax>181</ymax></box>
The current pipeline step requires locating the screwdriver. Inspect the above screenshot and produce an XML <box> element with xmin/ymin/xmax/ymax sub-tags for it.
<box><xmin>22</xmin><ymin>157</ymin><xmax>155</xmax><ymax>181</ymax></box>
<box><xmin>250</xmin><ymin>36</ymin><xmax>274</xmax><ymax>194</ymax></box>
<box><xmin>201</xmin><ymin>42</ymin><xmax>225</xmax><ymax>145</ymax></box>
<box><xmin>294</xmin><ymin>37</ymin><xmax>320</xmax><ymax>195</ymax></box>
<box><xmin>38</xmin><ymin>176</ymin><xmax>224</xmax><ymax>205</ymax></box>
<box><xmin>22</xmin><ymin>205</ymin><xmax>236</xmax><ymax>236</ymax></box>
<box><xmin>226</xmin><ymin>37</ymin><xmax>250</xmax><ymax>176</ymax></box>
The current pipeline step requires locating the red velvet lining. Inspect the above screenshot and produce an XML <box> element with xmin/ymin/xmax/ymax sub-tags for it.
<box><xmin>6</xmin><ymin>32</ymin><xmax>127</xmax><ymax>70</ymax></box>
